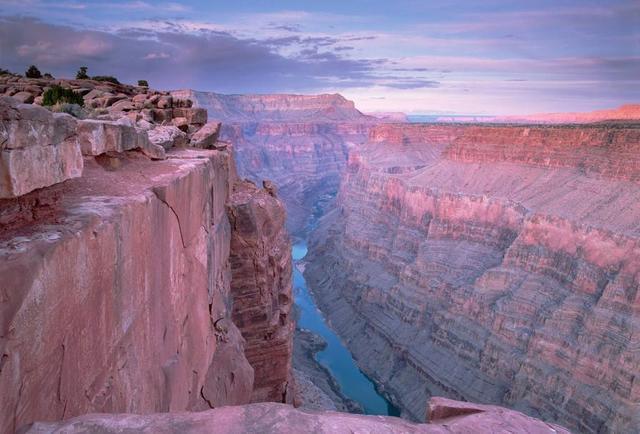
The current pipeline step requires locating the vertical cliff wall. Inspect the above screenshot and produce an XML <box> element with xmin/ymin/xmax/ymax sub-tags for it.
<box><xmin>228</xmin><ymin>180</ymin><xmax>294</xmax><ymax>404</ymax></box>
<box><xmin>305</xmin><ymin>123</ymin><xmax>640</xmax><ymax>433</ymax></box>
<box><xmin>0</xmin><ymin>92</ymin><xmax>294</xmax><ymax>433</ymax></box>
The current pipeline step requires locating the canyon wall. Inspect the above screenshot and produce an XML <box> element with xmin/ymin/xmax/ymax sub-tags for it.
<box><xmin>0</xmin><ymin>89</ymin><xmax>293</xmax><ymax>432</ymax></box>
<box><xmin>228</xmin><ymin>180</ymin><xmax>294</xmax><ymax>403</ymax></box>
<box><xmin>174</xmin><ymin>90</ymin><xmax>376</xmax><ymax>236</ymax></box>
<box><xmin>305</xmin><ymin>123</ymin><xmax>640</xmax><ymax>433</ymax></box>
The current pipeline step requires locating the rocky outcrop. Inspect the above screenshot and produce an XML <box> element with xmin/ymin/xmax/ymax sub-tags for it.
<box><xmin>305</xmin><ymin>123</ymin><xmax>640</xmax><ymax>433</ymax></box>
<box><xmin>20</xmin><ymin>399</ymin><xmax>569</xmax><ymax>434</ymax></box>
<box><xmin>0</xmin><ymin>146</ymin><xmax>258</xmax><ymax>433</ymax></box>
<box><xmin>228</xmin><ymin>180</ymin><xmax>294</xmax><ymax>403</ymax></box>
<box><xmin>0</xmin><ymin>97</ymin><xmax>82</xmax><ymax>198</ymax></box>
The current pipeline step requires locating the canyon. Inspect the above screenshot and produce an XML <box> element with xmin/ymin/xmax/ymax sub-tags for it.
<box><xmin>0</xmin><ymin>76</ymin><xmax>565</xmax><ymax>434</ymax></box>
<box><xmin>2</xmin><ymin>74</ymin><xmax>638</xmax><ymax>433</ymax></box>
<box><xmin>305</xmin><ymin>123</ymin><xmax>640</xmax><ymax>433</ymax></box>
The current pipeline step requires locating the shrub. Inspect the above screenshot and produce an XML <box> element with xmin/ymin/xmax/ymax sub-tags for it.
<box><xmin>0</xmin><ymin>68</ymin><xmax>18</xmax><ymax>76</ymax></box>
<box><xmin>25</xmin><ymin>65</ymin><xmax>42</xmax><ymax>78</ymax></box>
<box><xmin>42</xmin><ymin>85</ymin><xmax>84</xmax><ymax>107</ymax></box>
<box><xmin>76</xmin><ymin>66</ymin><xmax>89</xmax><ymax>79</ymax></box>
<box><xmin>138</xmin><ymin>79</ymin><xmax>149</xmax><ymax>87</ymax></box>
<box><xmin>43</xmin><ymin>72</ymin><xmax>54</xmax><ymax>79</ymax></box>
<box><xmin>91</xmin><ymin>75</ymin><xmax>120</xmax><ymax>84</ymax></box>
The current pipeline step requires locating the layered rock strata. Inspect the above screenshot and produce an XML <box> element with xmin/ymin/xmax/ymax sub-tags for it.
<box><xmin>228</xmin><ymin>180</ymin><xmax>294</xmax><ymax>403</ymax></box>
<box><xmin>174</xmin><ymin>89</ymin><xmax>376</xmax><ymax>236</ymax></box>
<box><xmin>305</xmin><ymin>123</ymin><xmax>640</xmax><ymax>433</ymax></box>
<box><xmin>20</xmin><ymin>399</ymin><xmax>569</xmax><ymax>434</ymax></box>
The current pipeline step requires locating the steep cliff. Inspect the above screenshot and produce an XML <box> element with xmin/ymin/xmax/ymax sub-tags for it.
<box><xmin>0</xmin><ymin>92</ymin><xmax>292</xmax><ymax>432</ymax></box>
<box><xmin>305</xmin><ymin>123</ymin><xmax>640</xmax><ymax>433</ymax></box>
<box><xmin>228</xmin><ymin>180</ymin><xmax>294</xmax><ymax>404</ymax></box>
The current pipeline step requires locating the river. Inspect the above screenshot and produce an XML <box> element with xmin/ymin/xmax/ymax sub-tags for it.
<box><xmin>292</xmin><ymin>242</ymin><xmax>400</xmax><ymax>416</ymax></box>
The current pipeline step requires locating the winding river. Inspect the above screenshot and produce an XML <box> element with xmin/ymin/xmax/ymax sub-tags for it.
<box><xmin>293</xmin><ymin>242</ymin><xmax>400</xmax><ymax>416</ymax></box>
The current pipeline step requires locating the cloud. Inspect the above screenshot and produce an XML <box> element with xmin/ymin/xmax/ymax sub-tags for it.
<box><xmin>0</xmin><ymin>16</ymin><xmax>411</xmax><ymax>92</ymax></box>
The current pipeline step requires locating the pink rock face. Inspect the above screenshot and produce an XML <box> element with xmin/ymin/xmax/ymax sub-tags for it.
<box><xmin>19</xmin><ymin>400</ymin><xmax>569</xmax><ymax>434</ymax></box>
<box><xmin>0</xmin><ymin>149</ymin><xmax>253</xmax><ymax>433</ymax></box>
<box><xmin>0</xmin><ymin>97</ymin><xmax>83</xmax><ymax>198</ymax></box>
<box><xmin>228</xmin><ymin>180</ymin><xmax>294</xmax><ymax>403</ymax></box>
<box><xmin>305</xmin><ymin>123</ymin><xmax>640</xmax><ymax>433</ymax></box>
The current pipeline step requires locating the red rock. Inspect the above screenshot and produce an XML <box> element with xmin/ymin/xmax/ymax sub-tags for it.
<box><xmin>0</xmin><ymin>149</ymin><xmax>253</xmax><ymax>433</ymax></box>
<box><xmin>0</xmin><ymin>97</ymin><xmax>83</xmax><ymax>198</ymax></box>
<box><xmin>305</xmin><ymin>122</ymin><xmax>640</xmax><ymax>433</ymax></box>
<box><xmin>148</xmin><ymin>125</ymin><xmax>188</xmax><ymax>149</ymax></box>
<box><xmin>228</xmin><ymin>180</ymin><xmax>294</xmax><ymax>403</ymax></box>
<box><xmin>190</xmin><ymin>121</ymin><xmax>221</xmax><ymax>148</ymax></box>
<box><xmin>19</xmin><ymin>400</ymin><xmax>569</xmax><ymax>433</ymax></box>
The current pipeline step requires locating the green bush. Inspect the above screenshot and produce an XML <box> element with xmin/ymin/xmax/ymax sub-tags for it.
<box><xmin>76</xmin><ymin>66</ymin><xmax>89</xmax><ymax>79</ymax></box>
<box><xmin>25</xmin><ymin>65</ymin><xmax>42</xmax><ymax>78</ymax></box>
<box><xmin>43</xmin><ymin>72</ymin><xmax>54</xmax><ymax>79</ymax></box>
<box><xmin>92</xmin><ymin>75</ymin><xmax>120</xmax><ymax>84</ymax></box>
<box><xmin>42</xmin><ymin>85</ymin><xmax>84</xmax><ymax>107</ymax></box>
<box><xmin>137</xmin><ymin>79</ymin><xmax>149</xmax><ymax>87</ymax></box>
<box><xmin>0</xmin><ymin>68</ymin><xmax>18</xmax><ymax>76</ymax></box>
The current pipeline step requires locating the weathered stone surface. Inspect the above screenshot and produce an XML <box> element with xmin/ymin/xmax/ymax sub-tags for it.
<box><xmin>12</xmin><ymin>91</ymin><xmax>35</xmax><ymax>104</ymax></box>
<box><xmin>76</xmin><ymin>118</ymin><xmax>148</xmax><ymax>155</ymax></box>
<box><xmin>228</xmin><ymin>180</ymin><xmax>294</xmax><ymax>403</ymax></box>
<box><xmin>20</xmin><ymin>400</ymin><xmax>569</xmax><ymax>433</ymax></box>
<box><xmin>305</xmin><ymin>123</ymin><xmax>640</xmax><ymax>433</ymax></box>
<box><xmin>173</xmin><ymin>107</ymin><xmax>207</xmax><ymax>125</ymax></box>
<box><xmin>190</xmin><ymin>121</ymin><xmax>221</xmax><ymax>148</ymax></box>
<box><xmin>0</xmin><ymin>97</ymin><xmax>82</xmax><ymax>198</ymax></box>
<box><xmin>0</xmin><ymin>149</ymin><xmax>253</xmax><ymax>433</ymax></box>
<box><xmin>148</xmin><ymin>125</ymin><xmax>188</xmax><ymax>149</ymax></box>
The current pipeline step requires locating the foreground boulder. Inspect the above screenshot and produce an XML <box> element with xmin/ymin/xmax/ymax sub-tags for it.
<box><xmin>20</xmin><ymin>400</ymin><xmax>570</xmax><ymax>433</ymax></box>
<box><xmin>0</xmin><ymin>96</ymin><xmax>83</xmax><ymax>198</ymax></box>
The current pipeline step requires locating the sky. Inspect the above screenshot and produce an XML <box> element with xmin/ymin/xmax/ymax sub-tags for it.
<box><xmin>0</xmin><ymin>0</ymin><xmax>638</xmax><ymax>115</ymax></box>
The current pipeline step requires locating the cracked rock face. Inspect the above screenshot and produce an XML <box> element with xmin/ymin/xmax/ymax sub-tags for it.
<box><xmin>305</xmin><ymin>123</ymin><xmax>640</xmax><ymax>433</ymax></box>
<box><xmin>0</xmin><ymin>149</ymin><xmax>253</xmax><ymax>433</ymax></box>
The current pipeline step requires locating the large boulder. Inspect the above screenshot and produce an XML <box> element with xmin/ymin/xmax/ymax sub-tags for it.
<box><xmin>0</xmin><ymin>96</ymin><xmax>83</xmax><ymax>198</ymax></box>
<box><xmin>190</xmin><ymin>121</ymin><xmax>221</xmax><ymax>149</ymax></box>
<box><xmin>148</xmin><ymin>125</ymin><xmax>188</xmax><ymax>149</ymax></box>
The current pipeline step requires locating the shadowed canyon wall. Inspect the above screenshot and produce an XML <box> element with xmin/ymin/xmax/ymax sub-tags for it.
<box><xmin>173</xmin><ymin>90</ymin><xmax>376</xmax><ymax>236</ymax></box>
<box><xmin>305</xmin><ymin>123</ymin><xmax>640</xmax><ymax>433</ymax></box>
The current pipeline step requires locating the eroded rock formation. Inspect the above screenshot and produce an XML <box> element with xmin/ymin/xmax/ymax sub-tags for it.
<box><xmin>228</xmin><ymin>180</ymin><xmax>294</xmax><ymax>403</ymax></box>
<box><xmin>305</xmin><ymin>123</ymin><xmax>640</xmax><ymax>433</ymax></box>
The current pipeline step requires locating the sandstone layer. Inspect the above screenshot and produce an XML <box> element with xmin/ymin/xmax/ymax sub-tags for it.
<box><xmin>305</xmin><ymin>123</ymin><xmax>640</xmax><ymax>433</ymax></box>
<box><xmin>228</xmin><ymin>180</ymin><xmax>294</xmax><ymax>403</ymax></box>
<box><xmin>21</xmin><ymin>399</ymin><xmax>569</xmax><ymax>434</ymax></box>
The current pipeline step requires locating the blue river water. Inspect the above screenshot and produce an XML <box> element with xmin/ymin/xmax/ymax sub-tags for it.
<box><xmin>292</xmin><ymin>242</ymin><xmax>400</xmax><ymax>416</ymax></box>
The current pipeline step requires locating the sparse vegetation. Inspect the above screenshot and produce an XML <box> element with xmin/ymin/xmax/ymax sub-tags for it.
<box><xmin>138</xmin><ymin>79</ymin><xmax>149</xmax><ymax>87</ymax></box>
<box><xmin>43</xmin><ymin>73</ymin><xmax>54</xmax><ymax>79</ymax></box>
<box><xmin>25</xmin><ymin>65</ymin><xmax>42</xmax><ymax>79</ymax></box>
<box><xmin>76</xmin><ymin>66</ymin><xmax>89</xmax><ymax>79</ymax></box>
<box><xmin>0</xmin><ymin>68</ymin><xmax>18</xmax><ymax>76</ymax></box>
<box><xmin>92</xmin><ymin>75</ymin><xmax>120</xmax><ymax>84</ymax></box>
<box><xmin>42</xmin><ymin>85</ymin><xmax>85</xmax><ymax>107</ymax></box>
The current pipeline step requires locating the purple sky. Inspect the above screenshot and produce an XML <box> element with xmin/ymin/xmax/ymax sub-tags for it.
<box><xmin>1</xmin><ymin>0</ymin><xmax>638</xmax><ymax>114</ymax></box>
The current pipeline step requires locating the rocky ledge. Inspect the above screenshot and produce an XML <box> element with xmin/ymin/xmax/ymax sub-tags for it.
<box><xmin>20</xmin><ymin>399</ymin><xmax>569</xmax><ymax>434</ymax></box>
